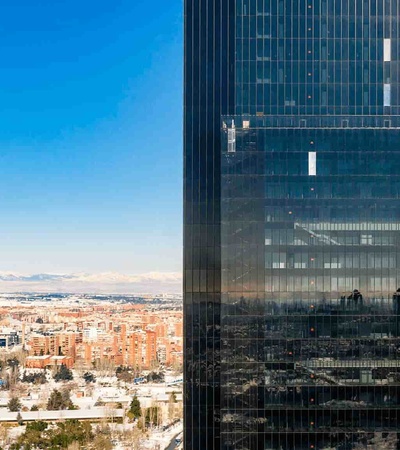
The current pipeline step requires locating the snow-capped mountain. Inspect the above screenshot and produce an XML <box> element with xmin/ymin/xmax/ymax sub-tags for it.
<box><xmin>0</xmin><ymin>271</ymin><xmax>182</xmax><ymax>294</ymax></box>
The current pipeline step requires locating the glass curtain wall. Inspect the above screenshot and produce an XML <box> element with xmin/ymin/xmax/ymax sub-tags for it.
<box><xmin>184</xmin><ymin>1</ymin><xmax>235</xmax><ymax>449</ymax></box>
<box><xmin>185</xmin><ymin>0</ymin><xmax>400</xmax><ymax>448</ymax></box>
<box><xmin>221</xmin><ymin>116</ymin><xmax>400</xmax><ymax>449</ymax></box>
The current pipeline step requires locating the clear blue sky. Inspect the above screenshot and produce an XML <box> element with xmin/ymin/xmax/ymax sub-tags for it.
<box><xmin>0</xmin><ymin>1</ymin><xmax>182</xmax><ymax>275</ymax></box>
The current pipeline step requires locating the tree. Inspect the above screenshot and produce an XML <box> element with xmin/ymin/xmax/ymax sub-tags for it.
<box><xmin>47</xmin><ymin>389</ymin><xmax>75</xmax><ymax>410</ymax></box>
<box><xmin>93</xmin><ymin>358</ymin><xmax>115</xmax><ymax>377</ymax></box>
<box><xmin>170</xmin><ymin>360</ymin><xmax>182</xmax><ymax>375</ymax></box>
<box><xmin>8</xmin><ymin>397</ymin><xmax>22</xmax><ymax>412</ymax></box>
<box><xmin>116</xmin><ymin>366</ymin><xmax>135</xmax><ymax>383</ymax></box>
<box><xmin>83</xmin><ymin>372</ymin><xmax>96</xmax><ymax>383</ymax></box>
<box><xmin>146</xmin><ymin>371</ymin><xmax>165</xmax><ymax>383</ymax></box>
<box><xmin>11</xmin><ymin>419</ymin><xmax>93</xmax><ymax>450</ymax></box>
<box><xmin>168</xmin><ymin>392</ymin><xmax>177</xmax><ymax>422</ymax></box>
<box><xmin>6</xmin><ymin>358</ymin><xmax>19</xmax><ymax>369</ymax></box>
<box><xmin>54</xmin><ymin>364</ymin><xmax>73</xmax><ymax>382</ymax></box>
<box><xmin>145</xmin><ymin>406</ymin><xmax>161</xmax><ymax>427</ymax></box>
<box><xmin>0</xmin><ymin>424</ymin><xmax>8</xmax><ymax>448</ymax></box>
<box><xmin>129</xmin><ymin>395</ymin><xmax>142</xmax><ymax>419</ymax></box>
<box><xmin>92</xmin><ymin>434</ymin><xmax>113</xmax><ymax>450</ymax></box>
<box><xmin>22</xmin><ymin>371</ymin><xmax>47</xmax><ymax>384</ymax></box>
<box><xmin>47</xmin><ymin>390</ymin><xmax>64</xmax><ymax>410</ymax></box>
<box><xmin>16</xmin><ymin>412</ymin><xmax>23</xmax><ymax>425</ymax></box>
<box><xmin>51</xmin><ymin>420</ymin><xmax>92</xmax><ymax>447</ymax></box>
<box><xmin>30</xmin><ymin>404</ymin><xmax>39</xmax><ymax>411</ymax></box>
<box><xmin>92</xmin><ymin>425</ymin><xmax>113</xmax><ymax>450</ymax></box>
<box><xmin>26</xmin><ymin>421</ymin><xmax>47</xmax><ymax>432</ymax></box>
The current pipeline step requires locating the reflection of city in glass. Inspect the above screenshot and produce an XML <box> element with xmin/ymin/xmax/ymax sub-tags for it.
<box><xmin>184</xmin><ymin>1</ymin><xmax>400</xmax><ymax>449</ymax></box>
<box><xmin>221</xmin><ymin>118</ymin><xmax>400</xmax><ymax>449</ymax></box>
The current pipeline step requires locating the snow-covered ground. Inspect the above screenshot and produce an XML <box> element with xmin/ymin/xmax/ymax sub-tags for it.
<box><xmin>142</xmin><ymin>420</ymin><xmax>183</xmax><ymax>450</ymax></box>
<box><xmin>0</xmin><ymin>367</ymin><xmax>183</xmax><ymax>449</ymax></box>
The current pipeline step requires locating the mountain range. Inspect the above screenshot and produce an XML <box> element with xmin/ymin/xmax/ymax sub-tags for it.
<box><xmin>0</xmin><ymin>271</ymin><xmax>182</xmax><ymax>294</ymax></box>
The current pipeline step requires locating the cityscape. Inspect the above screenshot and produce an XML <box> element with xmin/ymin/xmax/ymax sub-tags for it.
<box><xmin>0</xmin><ymin>0</ymin><xmax>399</xmax><ymax>449</ymax></box>
<box><xmin>0</xmin><ymin>293</ymin><xmax>183</xmax><ymax>449</ymax></box>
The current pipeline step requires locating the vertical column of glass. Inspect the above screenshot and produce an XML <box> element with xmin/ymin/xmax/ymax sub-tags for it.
<box><xmin>184</xmin><ymin>1</ymin><xmax>235</xmax><ymax>449</ymax></box>
<box><xmin>221</xmin><ymin>119</ymin><xmax>266</xmax><ymax>449</ymax></box>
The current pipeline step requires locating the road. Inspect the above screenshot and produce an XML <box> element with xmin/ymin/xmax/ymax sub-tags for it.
<box><xmin>165</xmin><ymin>432</ymin><xmax>181</xmax><ymax>450</ymax></box>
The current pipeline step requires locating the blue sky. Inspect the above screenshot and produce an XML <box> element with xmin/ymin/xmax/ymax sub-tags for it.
<box><xmin>0</xmin><ymin>1</ymin><xmax>182</xmax><ymax>276</ymax></box>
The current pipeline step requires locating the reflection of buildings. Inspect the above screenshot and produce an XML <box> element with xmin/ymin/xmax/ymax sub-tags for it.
<box><xmin>184</xmin><ymin>0</ymin><xmax>400</xmax><ymax>448</ymax></box>
<box><xmin>221</xmin><ymin>123</ymin><xmax>400</xmax><ymax>449</ymax></box>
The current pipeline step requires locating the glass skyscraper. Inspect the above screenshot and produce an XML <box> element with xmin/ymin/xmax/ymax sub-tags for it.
<box><xmin>184</xmin><ymin>1</ymin><xmax>400</xmax><ymax>449</ymax></box>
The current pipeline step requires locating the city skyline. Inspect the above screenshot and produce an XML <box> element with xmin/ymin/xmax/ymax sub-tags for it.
<box><xmin>0</xmin><ymin>1</ymin><xmax>183</xmax><ymax>279</ymax></box>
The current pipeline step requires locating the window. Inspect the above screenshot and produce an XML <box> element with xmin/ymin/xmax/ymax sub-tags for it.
<box><xmin>227</xmin><ymin>121</ymin><xmax>236</xmax><ymax>152</ymax></box>
<box><xmin>384</xmin><ymin>39</ymin><xmax>391</xmax><ymax>61</ymax></box>
<box><xmin>361</xmin><ymin>234</ymin><xmax>373</xmax><ymax>245</ymax></box>
<box><xmin>384</xmin><ymin>84</ymin><xmax>391</xmax><ymax>106</ymax></box>
<box><xmin>309</xmin><ymin>152</ymin><xmax>317</xmax><ymax>176</ymax></box>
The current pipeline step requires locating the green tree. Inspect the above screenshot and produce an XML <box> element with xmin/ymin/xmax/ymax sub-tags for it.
<box><xmin>47</xmin><ymin>389</ymin><xmax>74</xmax><ymax>410</ymax></box>
<box><xmin>13</xmin><ymin>419</ymin><xmax>92</xmax><ymax>450</ymax></box>
<box><xmin>53</xmin><ymin>364</ymin><xmax>73</xmax><ymax>382</ymax></box>
<box><xmin>129</xmin><ymin>395</ymin><xmax>142</xmax><ymax>419</ymax></box>
<box><xmin>14</xmin><ymin>422</ymin><xmax>50</xmax><ymax>449</ymax></box>
<box><xmin>51</xmin><ymin>420</ymin><xmax>92</xmax><ymax>447</ymax></box>
<box><xmin>8</xmin><ymin>397</ymin><xmax>22</xmax><ymax>412</ymax></box>
<box><xmin>30</xmin><ymin>405</ymin><xmax>39</xmax><ymax>411</ymax></box>
<box><xmin>26</xmin><ymin>421</ymin><xmax>47</xmax><ymax>432</ymax></box>
<box><xmin>47</xmin><ymin>390</ymin><xmax>63</xmax><ymax>410</ymax></box>
<box><xmin>83</xmin><ymin>372</ymin><xmax>96</xmax><ymax>383</ymax></box>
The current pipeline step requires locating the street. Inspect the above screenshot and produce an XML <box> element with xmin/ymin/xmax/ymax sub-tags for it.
<box><xmin>165</xmin><ymin>432</ymin><xmax>181</xmax><ymax>450</ymax></box>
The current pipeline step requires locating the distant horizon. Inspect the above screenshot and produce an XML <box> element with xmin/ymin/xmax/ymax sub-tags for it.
<box><xmin>0</xmin><ymin>291</ymin><xmax>183</xmax><ymax>297</ymax></box>
<box><xmin>0</xmin><ymin>269</ymin><xmax>182</xmax><ymax>295</ymax></box>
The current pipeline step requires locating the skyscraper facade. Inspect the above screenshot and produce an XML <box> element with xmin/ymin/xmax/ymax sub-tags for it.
<box><xmin>184</xmin><ymin>1</ymin><xmax>400</xmax><ymax>449</ymax></box>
